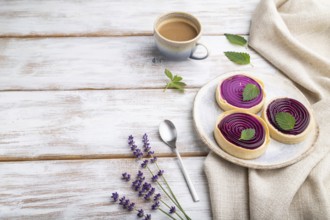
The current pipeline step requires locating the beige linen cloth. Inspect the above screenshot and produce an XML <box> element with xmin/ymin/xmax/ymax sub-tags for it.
<box><xmin>204</xmin><ymin>0</ymin><xmax>330</xmax><ymax>219</ymax></box>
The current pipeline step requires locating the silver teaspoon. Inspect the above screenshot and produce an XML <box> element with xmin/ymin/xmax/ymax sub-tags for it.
<box><xmin>159</xmin><ymin>120</ymin><xmax>200</xmax><ymax>202</ymax></box>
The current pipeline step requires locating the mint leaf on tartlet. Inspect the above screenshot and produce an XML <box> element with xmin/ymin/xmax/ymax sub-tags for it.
<box><xmin>275</xmin><ymin>112</ymin><xmax>296</xmax><ymax>130</ymax></box>
<box><xmin>239</xmin><ymin>128</ymin><xmax>255</xmax><ymax>141</ymax></box>
<box><xmin>243</xmin><ymin>83</ymin><xmax>260</xmax><ymax>101</ymax></box>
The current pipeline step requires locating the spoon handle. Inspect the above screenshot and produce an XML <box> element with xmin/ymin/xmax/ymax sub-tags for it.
<box><xmin>175</xmin><ymin>148</ymin><xmax>200</xmax><ymax>202</ymax></box>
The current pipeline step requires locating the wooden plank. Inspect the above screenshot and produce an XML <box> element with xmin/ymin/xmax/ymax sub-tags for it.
<box><xmin>0</xmin><ymin>36</ymin><xmax>280</xmax><ymax>91</ymax></box>
<box><xmin>0</xmin><ymin>0</ymin><xmax>259</xmax><ymax>37</ymax></box>
<box><xmin>0</xmin><ymin>89</ymin><xmax>209</xmax><ymax>160</ymax></box>
<box><xmin>0</xmin><ymin>157</ymin><xmax>211</xmax><ymax>219</ymax></box>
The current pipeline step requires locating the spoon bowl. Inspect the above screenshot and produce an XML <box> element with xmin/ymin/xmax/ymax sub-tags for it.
<box><xmin>159</xmin><ymin>120</ymin><xmax>177</xmax><ymax>148</ymax></box>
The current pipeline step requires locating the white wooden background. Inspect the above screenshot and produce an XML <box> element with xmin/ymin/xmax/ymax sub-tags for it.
<box><xmin>0</xmin><ymin>0</ymin><xmax>282</xmax><ymax>219</ymax></box>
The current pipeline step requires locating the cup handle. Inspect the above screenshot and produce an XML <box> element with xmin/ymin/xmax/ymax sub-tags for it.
<box><xmin>189</xmin><ymin>43</ymin><xmax>209</xmax><ymax>60</ymax></box>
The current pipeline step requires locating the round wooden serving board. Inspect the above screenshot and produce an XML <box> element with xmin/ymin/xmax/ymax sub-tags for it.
<box><xmin>193</xmin><ymin>71</ymin><xmax>319</xmax><ymax>169</ymax></box>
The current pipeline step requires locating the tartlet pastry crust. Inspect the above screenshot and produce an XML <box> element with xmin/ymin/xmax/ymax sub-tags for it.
<box><xmin>262</xmin><ymin>98</ymin><xmax>315</xmax><ymax>144</ymax></box>
<box><xmin>214</xmin><ymin>109</ymin><xmax>270</xmax><ymax>160</ymax></box>
<box><xmin>215</xmin><ymin>74</ymin><xmax>266</xmax><ymax>114</ymax></box>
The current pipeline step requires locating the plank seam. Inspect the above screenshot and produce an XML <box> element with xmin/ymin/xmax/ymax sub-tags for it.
<box><xmin>0</xmin><ymin>33</ymin><xmax>247</xmax><ymax>38</ymax></box>
<box><xmin>0</xmin><ymin>152</ymin><xmax>208</xmax><ymax>163</ymax></box>
<box><xmin>0</xmin><ymin>87</ymin><xmax>201</xmax><ymax>92</ymax></box>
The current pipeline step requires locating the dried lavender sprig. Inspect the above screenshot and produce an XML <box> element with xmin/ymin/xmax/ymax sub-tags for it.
<box><xmin>128</xmin><ymin>135</ymin><xmax>144</xmax><ymax>159</ymax></box>
<box><xmin>146</xmin><ymin>166</ymin><xmax>186</xmax><ymax>219</ymax></box>
<box><xmin>146</xmin><ymin>153</ymin><xmax>190</xmax><ymax>220</ymax></box>
<box><xmin>154</xmin><ymin>161</ymin><xmax>190</xmax><ymax>220</ymax></box>
<box><xmin>129</xmin><ymin>134</ymin><xmax>190</xmax><ymax>220</ymax></box>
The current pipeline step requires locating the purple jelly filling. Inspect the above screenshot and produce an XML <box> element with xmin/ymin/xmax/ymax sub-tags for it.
<box><xmin>266</xmin><ymin>98</ymin><xmax>310</xmax><ymax>135</ymax></box>
<box><xmin>220</xmin><ymin>75</ymin><xmax>263</xmax><ymax>108</ymax></box>
<box><xmin>218</xmin><ymin>112</ymin><xmax>265</xmax><ymax>149</ymax></box>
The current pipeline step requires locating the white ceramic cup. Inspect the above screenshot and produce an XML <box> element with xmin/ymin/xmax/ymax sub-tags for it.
<box><xmin>153</xmin><ymin>12</ymin><xmax>209</xmax><ymax>60</ymax></box>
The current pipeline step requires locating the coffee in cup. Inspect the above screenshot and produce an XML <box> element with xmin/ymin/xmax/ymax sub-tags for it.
<box><xmin>154</xmin><ymin>12</ymin><xmax>208</xmax><ymax>60</ymax></box>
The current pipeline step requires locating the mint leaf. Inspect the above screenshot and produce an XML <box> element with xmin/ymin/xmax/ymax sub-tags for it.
<box><xmin>164</xmin><ymin>69</ymin><xmax>186</xmax><ymax>92</ymax></box>
<box><xmin>239</xmin><ymin>129</ymin><xmax>255</xmax><ymax>141</ymax></box>
<box><xmin>225</xmin><ymin>34</ymin><xmax>247</xmax><ymax>46</ymax></box>
<box><xmin>275</xmin><ymin>112</ymin><xmax>296</xmax><ymax>130</ymax></box>
<box><xmin>165</xmin><ymin>69</ymin><xmax>173</xmax><ymax>80</ymax></box>
<box><xmin>168</xmin><ymin>83</ymin><xmax>184</xmax><ymax>91</ymax></box>
<box><xmin>172</xmin><ymin>82</ymin><xmax>186</xmax><ymax>87</ymax></box>
<box><xmin>173</xmin><ymin>75</ymin><xmax>183</xmax><ymax>82</ymax></box>
<box><xmin>243</xmin><ymin>83</ymin><xmax>260</xmax><ymax>101</ymax></box>
<box><xmin>224</xmin><ymin>52</ymin><xmax>250</xmax><ymax>65</ymax></box>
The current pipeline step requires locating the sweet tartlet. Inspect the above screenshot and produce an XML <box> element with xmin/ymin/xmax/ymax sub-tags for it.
<box><xmin>262</xmin><ymin>97</ymin><xmax>314</xmax><ymax>144</ymax></box>
<box><xmin>214</xmin><ymin>110</ymin><xmax>270</xmax><ymax>159</ymax></box>
<box><xmin>216</xmin><ymin>74</ymin><xmax>266</xmax><ymax>114</ymax></box>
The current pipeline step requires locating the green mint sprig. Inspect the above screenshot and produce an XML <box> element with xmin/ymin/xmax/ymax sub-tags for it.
<box><xmin>164</xmin><ymin>69</ymin><xmax>186</xmax><ymax>92</ymax></box>
<box><xmin>275</xmin><ymin>112</ymin><xmax>296</xmax><ymax>130</ymax></box>
<box><xmin>239</xmin><ymin>128</ymin><xmax>255</xmax><ymax>141</ymax></box>
<box><xmin>243</xmin><ymin>83</ymin><xmax>260</xmax><ymax>101</ymax></box>
<box><xmin>224</xmin><ymin>34</ymin><xmax>251</xmax><ymax>65</ymax></box>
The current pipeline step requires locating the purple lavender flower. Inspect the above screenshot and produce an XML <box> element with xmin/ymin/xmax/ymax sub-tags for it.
<box><xmin>144</xmin><ymin>145</ymin><xmax>151</xmax><ymax>153</ymax></box>
<box><xmin>129</xmin><ymin>135</ymin><xmax>144</xmax><ymax>159</ymax></box>
<box><xmin>123</xmin><ymin>199</ymin><xmax>130</xmax><ymax>209</ymax></box>
<box><xmin>153</xmin><ymin>193</ymin><xmax>161</xmax><ymax>201</ymax></box>
<box><xmin>148</xmin><ymin>187</ymin><xmax>155</xmax><ymax>196</ymax></box>
<box><xmin>142</xmin><ymin>133</ymin><xmax>152</xmax><ymax>153</ymax></box>
<box><xmin>141</xmin><ymin>159</ymin><xmax>149</xmax><ymax>168</ymax></box>
<box><xmin>144</xmin><ymin>214</ymin><xmax>151</xmax><ymax>220</ymax></box>
<box><xmin>151</xmin><ymin>201</ymin><xmax>160</xmax><ymax>210</ymax></box>
<box><xmin>144</xmin><ymin>187</ymin><xmax>155</xmax><ymax>201</ymax></box>
<box><xmin>122</xmin><ymin>172</ymin><xmax>131</xmax><ymax>181</ymax></box>
<box><xmin>132</xmin><ymin>179</ymin><xmax>139</xmax><ymax>187</ymax></box>
<box><xmin>169</xmin><ymin>206</ymin><xmax>176</xmax><ymax>214</ymax></box>
<box><xmin>151</xmin><ymin>175</ymin><xmax>158</xmax><ymax>182</ymax></box>
<box><xmin>130</xmin><ymin>144</ymin><xmax>137</xmax><ymax>151</ymax></box>
<box><xmin>137</xmin><ymin>209</ymin><xmax>144</xmax><ymax>217</ymax></box>
<box><xmin>157</xmin><ymin>170</ymin><xmax>164</xmax><ymax>177</ymax></box>
<box><xmin>142</xmin><ymin>133</ymin><xmax>149</xmax><ymax>143</ymax></box>
<box><xmin>128</xmin><ymin>135</ymin><xmax>135</xmax><ymax>145</ymax></box>
<box><xmin>144</xmin><ymin>193</ymin><xmax>151</xmax><ymax>201</ymax></box>
<box><xmin>127</xmin><ymin>202</ymin><xmax>135</xmax><ymax>211</ymax></box>
<box><xmin>150</xmin><ymin>157</ymin><xmax>157</xmax><ymax>163</ymax></box>
<box><xmin>134</xmin><ymin>185</ymin><xmax>141</xmax><ymax>191</ymax></box>
<box><xmin>119</xmin><ymin>196</ymin><xmax>126</xmax><ymax>205</ymax></box>
<box><xmin>137</xmin><ymin>170</ymin><xmax>144</xmax><ymax>178</ymax></box>
<box><xmin>132</xmin><ymin>179</ymin><xmax>143</xmax><ymax>191</ymax></box>
<box><xmin>133</xmin><ymin>149</ymin><xmax>144</xmax><ymax>159</ymax></box>
<box><xmin>147</xmin><ymin>151</ymin><xmax>154</xmax><ymax>156</ymax></box>
<box><xmin>142</xmin><ymin>182</ymin><xmax>151</xmax><ymax>191</ymax></box>
<box><xmin>111</xmin><ymin>192</ymin><xmax>119</xmax><ymax>202</ymax></box>
<box><xmin>138</xmin><ymin>190</ymin><xmax>144</xmax><ymax>197</ymax></box>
